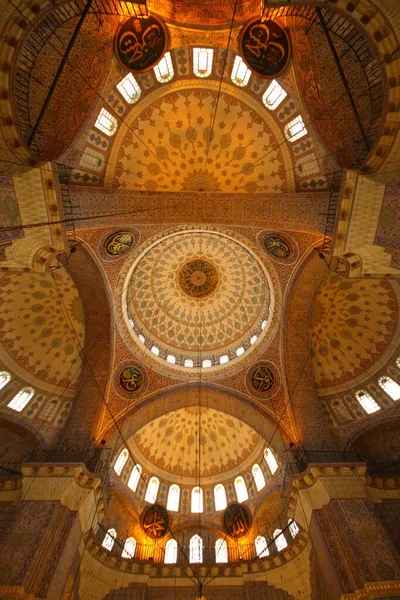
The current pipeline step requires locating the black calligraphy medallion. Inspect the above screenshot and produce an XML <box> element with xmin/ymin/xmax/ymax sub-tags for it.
<box><xmin>141</xmin><ymin>504</ymin><xmax>169</xmax><ymax>540</ymax></box>
<box><xmin>239</xmin><ymin>19</ymin><xmax>290</xmax><ymax>79</ymax></box>
<box><xmin>223</xmin><ymin>503</ymin><xmax>251</xmax><ymax>539</ymax></box>
<box><xmin>119</xmin><ymin>365</ymin><xmax>143</xmax><ymax>393</ymax></box>
<box><xmin>114</xmin><ymin>16</ymin><xmax>168</xmax><ymax>73</ymax></box>
<box><xmin>247</xmin><ymin>361</ymin><xmax>279</xmax><ymax>399</ymax></box>
<box><xmin>104</xmin><ymin>231</ymin><xmax>136</xmax><ymax>257</ymax></box>
<box><xmin>264</xmin><ymin>234</ymin><xmax>292</xmax><ymax>259</ymax></box>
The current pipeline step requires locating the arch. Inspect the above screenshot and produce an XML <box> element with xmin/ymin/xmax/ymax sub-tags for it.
<box><xmin>252</xmin><ymin>464</ymin><xmax>266</xmax><ymax>492</ymax></box>
<box><xmin>191</xmin><ymin>487</ymin><xmax>203</xmax><ymax>513</ymax></box>
<box><xmin>378</xmin><ymin>376</ymin><xmax>400</xmax><ymax>401</ymax></box>
<box><xmin>145</xmin><ymin>477</ymin><xmax>159</xmax><ymax>504</ymax></box>
<box><xmin>122</xmin><ymin>537</ymin><xmax>136</xmax><ymax>558</ymax></box>
<box><xmin>274</xmin><ymin>529</ymin><xmax>288</xmax><ymax>552</ymax></box>
<box><xmin>7</xmin><ymin>387</ymin><xmax>34</xmax><ymax>412</ymax></box>
<box><xmin>255</xmin><ymin>536</ymin><xmax>269</xmax><ymax>558</ymax></box>
<box><xmin>214</xmin><ymin>484</ymin><xmax>227</xmax><ymax>511</ymax></box>
<box><xmin>164</xmin><ymin>539</ymin><xmax>178</xmax><ymax>564</ymax></box>
<box><xmin>215</xmin><ymin>538</ymin><xmax>228</xmax><ymax>563</ymax></box>
<box><xmin>0</xmin><ymin>417</ymin><xmax>44</xmax><ymax>460</ymax></box>
<box><xmin>127</xmin><ymin>464</ymin><xmax>142</xmax><ymax>492</ymax></box>
<box><xmin>234</xmin><ymin>476</ymin><xmax>248</xmax><ymax>503</ymax></box>
<box><xmin>102</xmin><ymin>528</ymin><xmax>117</xmax><ymax>551</ymax></box>
<box><xmin>114</xmin><ymin>449</ymin><xmax>129</xmax><ymax>476</ymax></box>
<box><xmin>189</xmin><ymin>534</ymin><xmax>203</xmax><ymax>564</ymax></box>
<box><xmin>346</xmin><ymin>417</ymin><xmax>400</xmax><ymax>463</ymax></box>
<box><xmin>167</xmin><ymin>484</ymin><xmax>180</xmax><ymax>512</ymax></box>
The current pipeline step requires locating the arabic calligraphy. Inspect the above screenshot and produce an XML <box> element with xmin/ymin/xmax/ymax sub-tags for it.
<box><xmin>240</xmin><ymin>19</ymin><xmax>290</xmax><ymax>78</ymax></box>
<box><xmin>264</xmin><ymin>234</ymin><xmax>291</xmax><ymax>259</ymax></box>
<box><xmin>104</xmin><ymin>231</ymin><xmax>135</xmax><ymax>257</ymax></box>
<box><xmin>115</xmin><ymin>16</ymin><xmax>167</xmax><ymax>73</ymax></box>
<box><xmin>251</xmin><ymin>364</ymin><xmax>275</xmax><ymax>393</ymax></box>
<box><xmin>178</xmin><ymin>259</ymin><xmax>219</xmax><ymax>298</ymax></box>
<box><xmin>119</xmin><ymin>365</ymin><xmax>143</xmax><ymax>393</ymax></box>
<box><xmin>223</xmin><ymin>503</ymin><xmax>251</xmax><ymax>539</ymax></box>
<box><xmin>141</xmin><ymin>504</ymin><xmax>169</xmax><ymax>539</ymax></box>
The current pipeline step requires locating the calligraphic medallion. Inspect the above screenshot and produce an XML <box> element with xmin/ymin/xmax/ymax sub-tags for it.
<box><xmin>104</xmin><ymin>231</ymin><xmax>135</xmax><ymax>257</ymax></box>
<box><xmin>223</xmin><ymin>503</ymin><xmax>251</xmax><ymax>539</ymax></box>
<box><xmin>178</xmin><ymin>259</ymin><xmax>219</xmax><ymax>299</ymax></box>
<box><xmin>114</xmin><ymin>15</ymin><xmax>168</xmax><ymax>73</ymax></box>
<box><xmin>141</xmin><ymin>504</ymin><xmax>169</xmax><ymax>540</ymax></box>
<box><xmin>239</xmin><ymin>19</ymin><xmax>291</xmax><ymax>79</ymax></box>
<box><xmin>247</xmin><ymin>361</ymin><xmax>279</xmax><ymax>399</ymax></box>
<box><xmin>115</xmin><ymin>360</ymin><xmax>147</xmax><ymax>399</ymax></box>
<box><xmin>264</xmin><ymin>234</ymin><xmax>292</xmax><ymax>260</ymax></box>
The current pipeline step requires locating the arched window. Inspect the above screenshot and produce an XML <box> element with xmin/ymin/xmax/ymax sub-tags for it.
<box><xmin>262</xmin><ymin>80</ymin><xmax>287</xmax><ymax>110</ymax></box>
<box><xmin>264</xmin><ymin>448</ymin><xmax>278</xmax><ymax>475</ymax></box>
<box><xmin>378</xmin><ymin>376</ymin><xmax>400</xmax><ymax>401</ymax></box>
<box><xmin>214</xmin><ymin>484</ymin><xmax>227</xmax><ymax>511</ymax></box>
<box><xmin>396</xmin><ymin>357</ymin><xmax>400</xmax><ymax>370</ymax></box>
<box><xmin>167</xmin><ymin>484</ymin><xmax>180</xmax><ymax>512</ymax></box>
<box><xmin>355</xmin><ymin>390</ymin><xmax>380</xmax><ymax>414</ymax></box>
<box><xmin>274</xmin><ymin>529</ymin><xmax>287</xmax><ymax>552</ymax></box>
<box><xmin>116</xmin><ymin>73</ymin><xmax>141</xmax><ymax>104</ymax></box>
<box><xmin>7</xmin><ymin>387</ymin><xmax>34</xmax><ymax>412</ymax></box>
<box><xmin>154</xmin><ymin>52</ymin><xmax>174</xmax><ymax>83</ymax></box>
<box><xmin>94</xmin><ymin>108</ymin><xmax>118</xmax><ymax>136</ymax></box>
<box><xmin>189</xmin><ymin>534</ymin><xmax>203</xmax><ymax>563</ymax></box>
<box><xmin>145</xmin><ymin>476</ymin><xmax>159</xmax><ymax>504</ymax></box>
<box><xmin>122</xmin><ymin>537</ymin><xmax>136</xmax><ymax>558</ymax></box>
<box><xmin>284</xmin><ymin>115</ymin><xmax>307</xmax><ymax>142</ymax></box>
<box><xmin>252</xmin><ymin>464</ymin><xmax>266</xmax><ymax>492</ymax></box>
<box><xmin>102</xmin><ymin>528</ymin><xmax>117</xmax><ymax>551</ymax></box>
<box><xmin>79</xmin><ymin>147</ymin><xmax>105</xmax><ymax>172</ymax></box>
<box><xmin>40</xmin><ymin>398</ymin><xmax>59</xmax><ymax>422</ymax></box>
<box><xmin>164</xmin><ymin>539</ymin><xmax>178</xmax><ymax>564</ymax></box>
<box><xmin>215</xmin><ymin>538</ymin><xmax>228</xmax><ymax>563</ymax></box>
<box><xmin>114</xmin><ymin>449</ymin><xmax>129</xmax><ymax>475</ymax></box>
<box><xmin>127</xmin><ymin>464</ymin><xmax>142</xmax><ymax>492</ymax></box>
<box><xmin>255</xmin><ymin>535</ymin><xmax>269</xmax><ymax>558</ymax></box>
<box><xmin>193</xmin><ymin>48</ymin><xmax>213</xmax><ymax>78</ymax></box>
<box><xmin>191</xmin><ymin>486</ymin><xmax>203</xmax><ymax>513</ymax></box>
<box><xmin>288</xmin><ymin>520</ymin><xmax>299</xmax><ymax>538</ymax></box>
<box><xmin>234</xmin><ymin>476</ymin><xmax>248</xmax><ymax>503</ymax></box>
<box><xmin>0</xmin><ymin>371</ymin><xmax>11</xmax><ymax>391</ymax></box>
<box><xmin>230</xmin><ymin>56</ymin><xmax>251</xmax><ymax>88</ymax></box>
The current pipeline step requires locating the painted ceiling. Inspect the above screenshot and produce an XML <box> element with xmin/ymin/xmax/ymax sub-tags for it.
<box><xmin>130</xmin><ymin>406</ymin><xmax>264</xmax><ymax>479</ymax></box>
<box><xmin>0</xmin><ymin>269</ymin><xmax>84</xmax><ymax>395</ymax></box>
<box><xmin>310</xmin><ymin>275</ymin><xmax>398</xmax><ymax>392</ymax></box>
<box><xmin>124</xmin><ymin>229</ymin><xmax>270</xmax><ymax>368</ymax></box>
<box><xmin>110</xmin><ymin>88</ymin><xmax>290</xmax><ymax>193</ymax></box>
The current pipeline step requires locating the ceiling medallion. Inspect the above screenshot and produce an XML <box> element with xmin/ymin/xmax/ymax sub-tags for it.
<box><xmin>115</xmin><ymin>360</ymin><xmax>147</xmax><ymax>399</ymax></box>
<box><xmin>264</xmin><ymin>234</ymin><xmax>292</xmax><ymax>260</ymax></box>
<box><xmin>178</xmin><ymin>259</ymin><xmax>219</xmax><ymax>299</ymax></box>
<box><xmin>114</xmin><ymin>15</ymin><xmax>168</xmax><ymax>73</ymax></box>
<box><xmin>247</xmin><ymin>361</ymin><xmax>279</xmax><ymax>398</ymax></box>
<box><xmin>104</xmin><ymin>231</ymin><xmax>136</xmax><ymax>257</ymax></box>
<box><xmin>141</xmin><ymin>504</ymin><xmax>169</xmax><ymax>539</ymax></box>
<box><xmin>223</xmin><ymin>503</ymin><xmax>251</xmax><ymax>539</ymax></box>
<box><xmin>239</xmin><ymin>18</ymin><xmax>291</xmax><ymax>79</ymax></box>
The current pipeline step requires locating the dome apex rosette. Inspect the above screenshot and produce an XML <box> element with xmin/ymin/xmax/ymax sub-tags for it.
<box><xmin>116</xmin><ymin>226</ymin><xmax>279</xmax><ymax>378</ymax></box>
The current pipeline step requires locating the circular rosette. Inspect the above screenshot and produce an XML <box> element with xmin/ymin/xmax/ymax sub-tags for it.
<box><xmin>141</xmin><ymin>504</ymin><xmax>169</xmax><ymax>540</ymax></box>
<box><xmin>223</xmin><ymin>503</ymin><xmax>251</xmax><ymax>539</ymax></box>
<box><xmin>114</xmin><ymin>16</ymin><xmax>168</xmax><ymax>73</ymax></box>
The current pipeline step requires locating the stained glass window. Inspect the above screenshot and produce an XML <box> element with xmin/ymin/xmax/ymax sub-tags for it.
<box><xmin>284</xmin><ymin>115</ymin><xmax>307</xmax><ymax>142</ymax></box>
<box><xmin>288</xmin><ymin>520</ymin><xmax>299</xmax><ymax>538</ymax></box>
<box><xmin>114</xmin><ymin>448</ymin><xmax>129</xmax><ymax>475</ymax></box>
<box><xmin>214</xmin><ymin>484</ymin><xmax>227</xmax><ymax>511</ymax></box>
<box><xmin>252</xmin><ymin>464</ymin><xmax>266</xmax><ymax>491</ymax></box>
<box><xmin>264</xmin><ymin>448</ymin><xmax>278</xmax><ymax>475</ymax></box>
<box><xmin>145</xmin><ymin>476</ymin><xmax>160</xmax><ymax>503</ymax></box>
<box><xmin>231</xmin><ymin>56</ymin><xmax>251</xmax><ymax>87</ymax></box>
<box><xmin>164</xmin><ymin>539</ymin><xmax>178</xmax><ymax>564</ymax></box>
<box><xmin>191</xmin><ymin>486</ymin><xmax>203</xmax><ymax>513</ymax></box>
<box><xmin>189</xmin><ymin>534</ymin><xmax>203</xmax><ymax>563</ymax></box>
<box><xmin>94</xmin><ymin>108</ymin><xmax>118</xmax><ymax>136</ymax></box>
<box><xmin>193</xmin><ymin>48</ymin><xmax>213</xmax><ymax>78</ymax></box>
<box><xmin>167</xmin><ymin>484</ymin><xmax>180</xmax><ymax>511</ymax></box>
<box><xmin>0</xmin><ymin>371</ymin><xmax>11</xmax><ymax>391</ymax></box>
<box><xmin>117</xmin><ymin>73</ymin><xmax>141</xmax><ymax>104</ymax></box>
<box><xmin>122</xmin><ymin>537</ymin><xmax>136</xmax><ymax>558</ymax></box>
<box><xmin>154</xmin><ymin>52</ymin><xmax>174</xmax><ymax>83</ymax></box>
<box><xmin>262</xmin><ymin>80</ymin><xmax>287</xmax><ymax>110</ymax></box>
<box><xmin>127</xmin><ymin>464</ymin><xmax>142</xmax><ymax>492</ymax></box>
<box><xmin>234</xmin><ymin>476</ymin><xmax>248</xmax><ymax>503</ymax></box>
<box><xmin>378</xmin><ymin>376</ymin><xmax>400</xmax><ymax>401</ymax></box>
<box><xmin>355</xmin><ymin>390</ymin><xmax>380</xmax><ymax>414</ymax></box>
<box><xmin>255</xmin><ymin>535</ymin><xmax>269</xmax><ymax>557</ymax></box>
<box><xmin>274</xmin><ymin>529</ymin><xmax>287</xmax><ymax>551</ymax></box>
<box><xmin>102</xmin><ymin>528</ymin><xmax>117</xmax><ymax>551</ymax></box>
<box><xmin>215</xmin><ymin>538</ymin><xmax>228</xmax><ymax>563</ymax></box>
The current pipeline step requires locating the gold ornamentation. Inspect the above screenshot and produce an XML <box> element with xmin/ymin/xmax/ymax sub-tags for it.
<box><xmin>114</xmin><ymin>16</ymin><xmax>167</xmax><ymax>73</ymax></box>
<box><xmin>251</xmin><ymin>364</ymin><xmax>275</xmax><ymax>393</ymax></box>
<box><xmin>240</xmin><ymin>19</ymin><xmax>291</xmax><ymax>79</ymax></box>
<box><xmin>178</xmin><ymin>259</ymin><xmax>219</xmax><ymax>298</ymax></box>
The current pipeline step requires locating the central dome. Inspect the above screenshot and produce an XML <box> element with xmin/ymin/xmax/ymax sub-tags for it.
<box><xmin>123</xmin><ymin>229</ymin><xmax>271</xmax><ymax>373</ymax></box>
